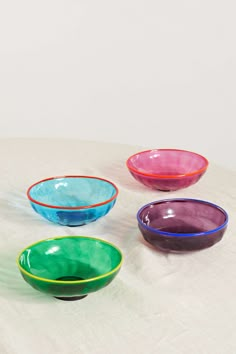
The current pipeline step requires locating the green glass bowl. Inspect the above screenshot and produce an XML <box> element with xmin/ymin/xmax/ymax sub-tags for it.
<box><xmin>17</xmin><ymin>236</ymin><xmax>123</xmax><ymax>301</ymax></box>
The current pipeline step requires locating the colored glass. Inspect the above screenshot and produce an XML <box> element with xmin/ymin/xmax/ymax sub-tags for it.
<box><xmin>127</xmin><ymin>149</ymin><xmax>208</xmax><ymax>191</ymax></box>
<box><xmin>27</xmin><ymin>176</ymin><xmax>118</xmax><ymax>226</ymax></box>
<box><xmin>17</xmin><ymin>236</ymin><xmax>123</xmax><ymax>300</ymax></box>
<box><xmin>137</xmin><ymin>199</ymin><xmax>228</xmax><ymax>252</ymax></box>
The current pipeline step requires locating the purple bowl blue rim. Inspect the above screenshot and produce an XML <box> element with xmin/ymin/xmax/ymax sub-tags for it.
<box><xmin>137</xmin><ymin>198</ymin><xmax>229</xmax><ymax>238</ymax></box>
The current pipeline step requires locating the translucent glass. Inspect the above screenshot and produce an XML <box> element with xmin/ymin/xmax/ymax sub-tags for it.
<box><xmin>127</xmin><ymin>149</ymin><xmax>208</xmax><ymax>191</ymax></box>
<box><xmin>137</xmin><ymin>199</ymin><xmax>228</xmax><ymax>252</ymax></box>
<box><xmin>27</xmin><ymin>176</ymin><xmax>118</xmax><ymax>226</ymax></box>
<box><xmin>17</xmin><ymin>236</ymin><xmax>123</xmax><ymax>299</ymax></box>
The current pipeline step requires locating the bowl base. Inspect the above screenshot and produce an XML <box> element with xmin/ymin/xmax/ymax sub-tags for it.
<box><xmin>157</xmin><ymin>189</ymin><xmax>171</xmax><ymax>192</ymax></box>
<box><xmin>54</xmin><ymin>276</ymin><xmax>88</xmax><ymax>301</ymax></box>
<box><xmin>54</xmin><ymin>295</ymin><xmax>88</xmax><ymax>301</ymax></box>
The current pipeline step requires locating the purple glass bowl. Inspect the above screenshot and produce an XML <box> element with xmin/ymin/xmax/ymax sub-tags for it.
<box><xmin>126</xmin><ymin>149</ymin><xmax>209</xmax><ymax>191</ymax></box>
<box><xmin>137</xmin><ymin>199</ymin><xmax>228</xmax><ymax>252</ymax></box>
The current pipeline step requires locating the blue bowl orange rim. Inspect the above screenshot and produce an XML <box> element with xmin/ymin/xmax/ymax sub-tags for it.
<box><xmin>27</xmin><ymin>175</ymin><xmax>119</xmax><ymax>210</ymax></box>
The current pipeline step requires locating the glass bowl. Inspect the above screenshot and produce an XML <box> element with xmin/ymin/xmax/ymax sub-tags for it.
<box><xmin>137</xmin><ymin>198</ymin><xmax>228</xmax><ymax>252</ymax></box>
<box><xmin>27</xmin><ymin>176</ymin><xmax>119</xmax><ymax>226</ymax></box>
<box><xmin>17</xmin><ymin>236</ymin><xmax>123</xmax><ymax>300</ymax></box>
<box><xmin>126</xmin><ymin>149</ymin><xmax>209</xmax><ymax>191</ymax></box>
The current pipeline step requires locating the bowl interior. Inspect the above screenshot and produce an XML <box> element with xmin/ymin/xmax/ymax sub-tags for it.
<box><xmin>18</xmin><ymin>237</ymin><xmax>122</xmax><ymax>281</ymax></box>
<box><xmin>138</xmin><ymin>200</ymin><xmax>227</xmax><ymax>234</ymax></box>
<box><xmin>128</xmin><ymin>150</ymin><xmax>208</xmax><ymax>176</ymax></box>
<box><xmin>29</xmin><ymin>177</ymin><xmax>117</xmax><ymax>207</ymax></box>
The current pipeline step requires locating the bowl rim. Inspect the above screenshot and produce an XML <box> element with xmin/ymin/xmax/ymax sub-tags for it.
<box><xmin>137</xmin><ymin>198</ymin><xmax>228</xmax><ymax>238</ymax></box>
<box><xmin>16</xmin><ymin>236</ymin><xmax>123</xmax><ymax>284</ymax></box>
<box><xmin>126</xmin><ymin>149</ymin><xmax>209</xmax><ymax>178</ymax></box>
<box><xmin>27</xmin><ymin>175</ymin><xmax>119</xmax><ymax>210</ymax></box>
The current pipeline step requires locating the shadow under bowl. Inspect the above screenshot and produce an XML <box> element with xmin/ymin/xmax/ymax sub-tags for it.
<box><xmin>27</xmin><ymin>176</ymin><xmax>118</xmax><ymax>226</ymax></box>
<box><xmin>126</xmin><ymin>149</ymin><xmax>208</xmax><ymax>191</ymax></box>
<box><xmin>137</xmin><ymin>198</ymin><xmax>228</xmax><ymax>252</ymax></box>
<box><xmin>17</xmin><ymin>236</ymin><xmax>123</xmax><ymax>300</ymax></box>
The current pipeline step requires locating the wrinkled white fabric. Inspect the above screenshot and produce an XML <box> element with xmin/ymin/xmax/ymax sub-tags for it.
<box><xmin>0</xmin><ymin>139</ymin><xmax>235</xmax><ymax>354</ymax></box>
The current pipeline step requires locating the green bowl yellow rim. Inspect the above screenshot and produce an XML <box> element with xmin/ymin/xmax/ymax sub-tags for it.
<box><xmin>16</xmin><ymin>236</ymin><xmax>123</xmax><ymax>284</ymax></box>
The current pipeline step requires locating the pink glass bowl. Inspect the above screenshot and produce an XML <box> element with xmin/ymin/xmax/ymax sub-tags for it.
<box><xmin>126</xmin><ymin>149</ymin><xmax>209</xmax><ymax>191</ymax></box>
<box><xmin>137</xmin><ymin>199</ymin><xmax>228</xmax><ymax>252</ymax></box>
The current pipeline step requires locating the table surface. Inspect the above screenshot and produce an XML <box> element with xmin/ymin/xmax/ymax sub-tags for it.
<box><xmin>0</xmin><ymin>138</ymin><xmax>235</xmax><ymax>354</ymax></box>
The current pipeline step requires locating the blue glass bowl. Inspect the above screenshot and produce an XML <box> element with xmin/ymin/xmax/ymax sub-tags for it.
<box><xmin>27</xmin><ymin>176</ymin><xmax>119</xmax><ymax>226</ymax></box>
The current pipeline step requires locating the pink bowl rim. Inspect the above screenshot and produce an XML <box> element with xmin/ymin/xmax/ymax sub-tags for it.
<box><xmin>126</xmin><ymin>148</ymin><xmax>209</xmax><ymax>179</ymax></box>
<box><xmin>27</xmin><ymin>175</ymin><xmax>119</xmax><ymax>210</ymax></box>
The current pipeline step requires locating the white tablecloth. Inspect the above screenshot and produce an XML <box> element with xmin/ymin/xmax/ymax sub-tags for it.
<box><xmin>0</xmin><ymin>139</ymin><xmax>235</xmax><ymax>354</ymax></box>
